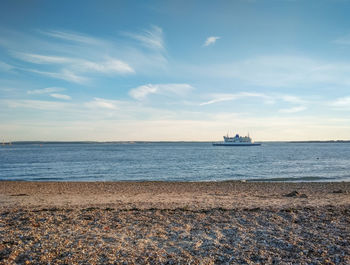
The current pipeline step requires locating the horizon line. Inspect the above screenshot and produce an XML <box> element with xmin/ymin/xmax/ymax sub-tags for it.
<box><xmin>2</xmin><ymin>140</ymin><xmax>350</xmax><ymax>144</ymax></box>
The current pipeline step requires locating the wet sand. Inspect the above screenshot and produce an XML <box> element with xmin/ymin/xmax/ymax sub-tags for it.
<box><xmin>0</xmin><ymin>181</ymin><xmax>349</xmax><ymax>264</ymax></box>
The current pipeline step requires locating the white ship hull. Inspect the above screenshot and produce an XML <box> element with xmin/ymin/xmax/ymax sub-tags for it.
<box><xmin>213</xmin><ymin>142</ymin><xmax>261</xmax><ymax>146</ymax></box>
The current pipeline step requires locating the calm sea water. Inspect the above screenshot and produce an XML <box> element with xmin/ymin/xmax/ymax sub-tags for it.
<box><xmin>0</xmin><ymin>142</ymin><xmax>350</xmax><ymax>182</ymax></box>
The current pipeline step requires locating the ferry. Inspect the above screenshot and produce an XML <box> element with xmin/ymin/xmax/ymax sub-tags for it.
<box><xmin>213</xmin><ymin>133</ymin><xmax>261</xmax><ymax>146</ymax></box>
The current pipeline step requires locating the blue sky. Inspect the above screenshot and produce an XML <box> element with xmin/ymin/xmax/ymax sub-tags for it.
<box><xmin>1</xmin><ymin>0</ymin><xmax>350</xmax><ymax>141</ymax></box>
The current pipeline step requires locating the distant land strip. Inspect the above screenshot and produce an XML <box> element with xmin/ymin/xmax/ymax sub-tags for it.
<box><xmin>2</xmin><ymin>140</ymin><xmax>350</xmax><ymax>145</ymax></box>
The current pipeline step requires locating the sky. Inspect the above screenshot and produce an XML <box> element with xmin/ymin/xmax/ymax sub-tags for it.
<box><xmin>1</xmin><ymin>0</ymin><xmax>350</xmax><ymax>141</ymax></box>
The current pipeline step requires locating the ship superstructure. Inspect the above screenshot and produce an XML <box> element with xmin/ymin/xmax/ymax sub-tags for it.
<box><xmin>213</xmin><ymin>133</ymin><xmax>261</xmax><ymax>146</ymax></box>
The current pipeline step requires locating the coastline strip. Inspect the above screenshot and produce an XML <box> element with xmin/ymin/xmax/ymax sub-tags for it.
<box><xmin>1</xmin><ymin>181</ymin><xmax>349</xmax><ymax>210</ymax></box>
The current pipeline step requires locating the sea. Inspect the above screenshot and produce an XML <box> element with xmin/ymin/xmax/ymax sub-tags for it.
<box><xmin>1</xmin><ymin>142</ymin><xmax>350</xmax><ymax>182</ymax></box>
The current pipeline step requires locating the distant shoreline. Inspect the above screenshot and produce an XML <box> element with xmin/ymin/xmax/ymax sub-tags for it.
<box><xmin>3</xmin><ymin>140</ymin><xmax>350</xmax><ymax>144</ymax></box>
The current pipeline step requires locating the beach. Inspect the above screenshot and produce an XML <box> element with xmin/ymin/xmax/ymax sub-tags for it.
<box><xmin>0</xmin><ymin>181</ymin><xmax>349</xmax><ymax>264</ymax></box>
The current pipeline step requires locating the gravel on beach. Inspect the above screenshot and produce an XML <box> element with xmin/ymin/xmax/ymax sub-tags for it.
<box><xmin>0</xmin><ymin>181</ymin><xmax>349</xmax><ymax>264</ymax></box>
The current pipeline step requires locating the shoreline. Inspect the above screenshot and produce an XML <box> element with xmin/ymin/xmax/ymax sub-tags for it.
<box><xmin>1</xmin><ymin>181</ymin><xmax>349</xmax><ymax>210</ymax></box>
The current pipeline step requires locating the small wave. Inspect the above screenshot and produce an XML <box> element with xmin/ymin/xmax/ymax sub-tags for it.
<box><xmin>0</xmin><ymin>177</ymin><xmax>61</xmax><ymax>181</ymax></box>
<box><xmin>248</xmin><ymin>176</ymin><xmax>336</xmax><ymax>182</ymax></box>
<box><xmin>27</xmin><ymin>177</ymin><xmax>67</xmax><ymax>181</ymax></box>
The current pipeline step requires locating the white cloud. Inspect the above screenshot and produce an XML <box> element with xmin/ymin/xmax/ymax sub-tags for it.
<box><xmin>126</xmin><ymin>25</ymin><xmax>164</xmax><ymax>50</ymax></box>
<box><xmin>129</xmin><ymin>83</ymin><xmax>194</xmax><ymax>100</ymax></box>
<box><xmin>77</xmin><ymin>58</ymin><xmax>134</xmax><ymax>74</ymax></box>
<box><xmin>2</xmin><ymin>99</ymin><xmax>71</xmax><ymax>110</ymax></box>
<box><xmin>27</xmin><ymin>69</ymin><xmax>89</xmax><ymax>84</ymax></box>
<box><xmin>2</xmin><ymin>28</ymin><xmax>171</xmax><ymax>83</ymax></box>
<box><xmin>279</xmin><ymin>106</ymin><xmax>306</xmax><ymax>113</ymax></box>
<box><xmin>329</xmin><ymin>96</ymin><xmax>350</xmax><ymax>108</ymax></box>
<box><xmin>129</xmin><ymin>84</ymin><xmax>158</xmax><ymax>100</ymax></box>
<box><xmin>199</xmin><ymin>95</ymin><xmax>236</xmax><ymax>106</ymax></box>
<box><xmin>14</xmin><ymin>52</ymin><xmax>71</xmax><ymax>64</ymax></box>
<box><xmin>27</xmin><ymin>87</ymin><xmax>65</xmax><ymax>95</ymax></box>
<box><xmin>85</xmin><ymin>98</ymin><xmax>119</xmax><ymax>110</ymax></box>
<box><xmin>9</xmin><ymin>33</ymin><xmax>134</xmax><ymax>83</ymax></box>
<box><xmin>39</xmin><ymin>30</ymin><xmax>103</xmax><ymax>45</ymax></box>
<box><xmin>200</xmin><ymin>92</ymin><xmax>308</xmax><ymax>113</ymax></box>
<box><xmin>50</xmin><ymin>93</ymin><xmax>71</xmax><ymax>100</ymax></box>
<box><xmin>204</xmin><ymin>36</ymin><xmax>220</xmax><ymax>47</ymax></box>
<box><xmin>280</xmin><ymin>95</ymin><xmax>306</xmax><ymax>104</ymax></box>
<box><xmin>200</xmin><ymin>92</ymin><xmax>273</xmax><ymax>106</ymax></box>
<box><xmin>16</xmin><ymin>52</ymin><xmax>134</xmax><ymax>75</ymax></box>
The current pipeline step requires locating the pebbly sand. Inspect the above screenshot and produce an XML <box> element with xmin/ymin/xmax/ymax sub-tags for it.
<box><xmin>0</xmin><ymin>181</ymin><xmax>349</xmax><ymax>264</ymax></box>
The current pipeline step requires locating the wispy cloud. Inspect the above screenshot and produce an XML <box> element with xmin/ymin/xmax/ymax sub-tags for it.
<box><xmin>1</xmin><ymin>28</ymin><xmax>170</xmax><ymax>83</ymax></box>
<box><xmin>15</xmin><ymin>52</ymin><xmax>134</xmax><ymax>74</ymax></box>
<box><xmin>27</xmin><ymin>69</ymin><xmax>89</xmax><ymax>84</ymax></box>
<box><xmin>2</xmin><ymin>99</ymin><xmax>71</xmax><ymax>110</ymax></box>
<box><xmin>85</xmin><ymin>98</ymin><xmax>119</xmax><ymax>110</ymax></box>
<box><xmin>77</xmin><ymin>58</ymin><xmax>134</xmax><ymax>74</ymax></box>
<box><xmin>39</xmin><ymin>30</ymin><xmax>103</xmax><ymax>45</ymax></box>
<box><xmin>129</xmin><ymin>83</ymin><xmax>194</xmax><ymax>100</ymax></box>
<box><xmin>27</xmin><ymin>87</ymin><xmax>65</xmax><ymax>94</ymax></box>
<box><xmin>200</xmin><ymin>92</ymin><xmax>307</xmax><ymax>113</ymax></box>
<box><xmin>333</xmin><ymin>34</ymin><xmax>350</xmax><ymax>45</ymax></box>
<box><xmin>5</xmin><ymin>29</ymin><xmax>135</xmax><ymax>84</ymax></box>
<box><xmin>125</xmin><ymin>25</ymin><xmax>164</xmax><ymax>50</ymax></box>
<box><xmin>1</xmin><ymin>95</ymin><xmax>349</xmax><ymax>141</ymax></box>
<box><xmin>279</xmin><ymin>106</ymin><xmax>306</xmax><ymax>113</ymax></box>
<box><xmin>329</xmin><ymin>96</ymin><xmax>350</xmax><ymax>108</ymax></box>
<box><xmin>15</xmin><ymin>52</ymin><xmax>134</xmax><ymax>76</ymax></box>
<box><xmin>200</xmin><ymin>92</ymin><xmax>273</xmax><ymax>106</ymax></box>
<box><xmin>1</xmin><ymin>97</ymin><xmax>175</xmax><ymax>122</ymax></box>
<box><xmin>50</xmin><ymin>93</ymin><xmax>71</xmax><ymax>100</ymax></box>
<box><xmin>204</xmin><ymin>36</ymin><xmax>220</xmax><ymax>47</ymax></box>
<box><xmin>0</xmin><ymin>61</ymin><xmax>14</xmax><ymax>72</ymax></box>
<box><xmin>280</xmin><ymin>95</ymin><xmax>306</xmax><ymax>105</ymax></box>
<box><xmin>14</xmin><ymin>52</ymin><xmax>71</xmax><ymax>64</ymax></box>
<box><xmin>181</xmin><ymin>55</ymin><xmax>350</xmax><ymax>88</ymax></box>
<box><xmin>129</xmin><ymin>84</ymin><xmax>157</xmax><ymax>100</ymax></box>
